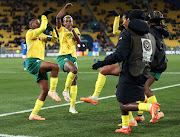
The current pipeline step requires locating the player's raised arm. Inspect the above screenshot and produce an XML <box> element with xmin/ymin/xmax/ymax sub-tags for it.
<box><xmin>44</xmin><ymin>24</ymin><xmax>58</xmax><ymax>42</ymax></box>
<box><xmin>56</xmin><ymin>3</ymin><xmax>73</xmax><ymax>29</ymax></box>
<box><xmin>28</xmin><ymin>10</ymin><xmax>53</xmax><ymax>39</ymax></box>
<box><xmin>72</xmin><ymin>28</ymin><xmax>81</xmax><ymax>43</ymax></box>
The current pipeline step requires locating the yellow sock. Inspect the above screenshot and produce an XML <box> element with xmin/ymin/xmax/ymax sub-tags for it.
<box><xmin>49</xmin><ymin>77</ymin><xmax>58</xmax><ymax>92</ymax></box>
<box><xmin>92</xmin><ymin>73</ymin><xmax>106</xmax><ymax>98</ymax></box>
<box><xmin>145</xmin><ymin>95</ymin><xmax>147</xmax><ymax>100</ymax></box>
<box><xmin>70</xmin><ymin>85</ymin><xmax>77</xmax><ymax>107</ymax></box>
<box><xmin>122</xmin><ymin>115</ymin><xmax>129</xmax><ymax>127</ymax></box>
<box><xmin>138</xmin><ymin>103</ymin><xmax>151</xmax><ymax>112</ymax></box>
<box><xmin>129</xmin><ymin>111</ymin><xmax>134</xmax><ymax>120</ymax></box>
<box><xmin>147</xmin><ymin>95</ymin><xmax>160</xmax><ymax>111</ymax></box>
<box><xmin>65</xmin><ymin>72</ymin><xmax>76</xmax><ymax>91</ymax></box>
<box><xmin>147</xmin><ymin>95</ymin><xmax>157</xmax><ymax>103</ymax></box>
<box><xmin>136</xmin><ymin>101</ymin><xmax>144</xmax><ymax>115</ymax></box>
<box><xmin>32</xmin><ymin>99</ymin><xmax>44</xmax><ymax>115</ymax></box>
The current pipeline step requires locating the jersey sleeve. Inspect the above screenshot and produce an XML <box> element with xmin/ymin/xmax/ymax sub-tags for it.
<box><xmin>113</xmin><ymin>16</ymin><xmax>121</xmax><ymax>35</ymax></box>
<box><xmin>39</xmin><ymin>33</ymin><xmax>48</xmax><ymax>42</ymax></box>
<box><xmin>74</xmin><ymin>28</ymin><xmax>81</xmax><ymax>36</ymax></box>
<box><xmin>103</xmin><ymin>30</ymin><xmax>131</xmax><ymax>65</ymax></box>
<box><xmin>51</xmin><ymin>29</ymin><xmax>58</xmax><ymax>42</ymax></box>
<box><xmin>56</xmin><ymin>25</ymin><xmax>64</xmax><ymax>34</ymax></box>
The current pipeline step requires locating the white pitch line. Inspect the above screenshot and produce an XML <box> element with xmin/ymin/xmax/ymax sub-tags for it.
<box><xmin>0</xmin><ymin>84</ymin><xmax>179</xmax><ymax>118</ymax></box>
<box><xmin>0</xmin><ymin>71</ymin><xmax>180</xmax><ymax>74</ymax></box>
<box><xmin>0</xmin><ymin>134</ymin><xmax>37</xmax><ymax>137</ymax></box>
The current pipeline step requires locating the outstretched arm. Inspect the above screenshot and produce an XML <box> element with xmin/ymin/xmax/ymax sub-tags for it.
<box><xmin>72</xmin><ymin>29</ymin><xmax>80</xmax><ymax>43</ymax></box>
<box><xmin>56</xmin><ymin>3</ymin><xmax>73</xmax><ymax>29</ymax></box>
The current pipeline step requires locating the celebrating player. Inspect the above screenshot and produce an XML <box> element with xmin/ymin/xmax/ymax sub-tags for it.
<box><xmin>56</xmin><ymin>3</ymin><xmax>81</xmax><ymax>114</ymax></box>
<box><xmin>135</xmin><ymin>11</ymin><xmax>169</xmax><ymax>123</ymax></box>
<box><xmin>92</xmin><ymin>9</ymin><xmax>158</xmax><ymax>134</ymax></box>
<box><xmin>26</xmin><ymin>10</ymin><xmax>61</xmax><ymax>120</ymax></box>
<box><xmin>80</xmin><ymin>11</ymin><xmax>130</xmax><ymax>105</ymax></box>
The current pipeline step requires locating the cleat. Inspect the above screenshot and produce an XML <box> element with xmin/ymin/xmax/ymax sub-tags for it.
<box><xmin>48</xmin><ymin>91</ymin><xmax>61</xmax><ymax>102</ymax></box>
<box><xmin>150</xmin><ymin>103</ymin><xmax>160</xmax><ymax>123</ymax></box>
<box><xmin>150</xmin><ymin>111</ymin><xmax>164</xmax><ymax>123</ymax></box>
<box><xmin>62</xmin><ymin>90</ymin><xmax>71</xmax><ymax>102</ymax></box>
<box><xmin>80</xmin><ymin>96</ymin><xmax>98</xmax><ymax>105</ymax></box>
<box><xmin>115</xmin><ymin>126</ymin><xmax>131</xmax><ymax>134</ymax></box>
<box><xmin>29</xmin><ymin>114</ymin><xmax>45</xmax><ymax>120</ymax></box>
<box><xmin>118</xmin><ymin>120</ymin><xmax>138</xmax><ymax>126</ymax></box>
<box><xmin>24</xmin><ymin>68</ymin><xmax>27</xmax><ymax>71</ymax></box>
<box><xmin>134</xmin><ymin>115</ymin><xmax>145</xmax><ymax>122</ymax></box>
<box><xmin>69</xmin><ymin>107</ymin><xmax>78</xmax><ymax>114</ymax></box>
<box><xmin>157</xmin><ymin>111</ymin><xmax>164</xmax><ymax>119</ymax></box>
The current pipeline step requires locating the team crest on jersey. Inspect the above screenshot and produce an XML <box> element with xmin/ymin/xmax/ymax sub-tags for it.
<box><xmin>64</xmin><ymin>58</ymin><xmax>68</xmax><ymax>61</ymax></box>
<box><xmin>143</xmin><ymin>39</ymin><xmax>151</xmax><ymax>51</ymax></box>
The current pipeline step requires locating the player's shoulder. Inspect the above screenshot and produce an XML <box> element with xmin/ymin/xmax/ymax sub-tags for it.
<box><xmin>74</xmin><ymin>27</ymin><xmax>80</xmax><ymax>33</ymax></box>
<box><xmin>119</xmin><ymin>29</ymin><xmax>131</xmax><ymax>40</ymax></box>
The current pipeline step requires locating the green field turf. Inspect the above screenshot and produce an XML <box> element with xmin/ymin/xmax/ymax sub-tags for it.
<box><xmin>0</xmin><ymin>55</ymin><xmax>180</xmax><ymax>137</ymax></box>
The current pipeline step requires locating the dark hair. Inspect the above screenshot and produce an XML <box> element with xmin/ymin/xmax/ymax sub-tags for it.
<box><xmin>123</xmin><ymin>10</ymin><xmax>132</xmax><ymax>19</ymax></box>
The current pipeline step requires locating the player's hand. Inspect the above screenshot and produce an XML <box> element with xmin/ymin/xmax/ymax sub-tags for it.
<box><xmin>42</xmin><ymin>10</ymin><xmax>53</xmax><ymax>16</ymax></box>
<box><xmin>92</xmin><ymin>61</ymin><xmax>104</xmax><ymax>70</ymax></box>
<box><xmin>107</xmin><ymin>10</ymin><xmax>119</xmax><ymax>16</ymax></box>
<box><xmin>65</xmin><ymin>3</ymin><xmax>73</xmax><ymax>9</ymax></box>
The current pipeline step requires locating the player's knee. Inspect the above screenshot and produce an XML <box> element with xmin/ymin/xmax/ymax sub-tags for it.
<box><xmin>53</xmin><ymin>64</ymin><xmax>59</xmax><ymax>72</ymax></box>
<box><xmin>99</xmin><ymin>67</ymin><xmax>107</xmax><ymax>75</ymax></box>
<box><xmin>120</xmin><ymin>103</ymin><xmax>127</xmax><ymax>112</ymax></box>
<box><xmin>41</xmin><ymin>89</ymin><xmax>48</xmax><ymax>97</ymax></box>
<box><xmin>71</xmin><ymin>67</ymin><xmax>78</xmax><ymax>74</ymax></box>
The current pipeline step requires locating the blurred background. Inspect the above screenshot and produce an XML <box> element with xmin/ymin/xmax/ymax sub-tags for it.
<box><xmin>0</xmin><ymin>0</ymin><xmax>179</xmax><ymax>57</ymax></box>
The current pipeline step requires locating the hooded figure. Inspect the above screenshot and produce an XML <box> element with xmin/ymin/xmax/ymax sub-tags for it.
<box><xmin>92</xmin><ymin>9</ymin><xmax>158</xmax><ymax>134</ymax></box>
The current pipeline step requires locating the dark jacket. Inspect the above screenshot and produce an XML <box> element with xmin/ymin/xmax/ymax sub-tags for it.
<box><xmin>149</xmin><ymin>25</ymin><xmax>169</xmax><ymax>73</ymax></box>
<box><xmin>102</xmin><ymin>19</ymin><xmax>156</xmax><ymax>77</ymax></box>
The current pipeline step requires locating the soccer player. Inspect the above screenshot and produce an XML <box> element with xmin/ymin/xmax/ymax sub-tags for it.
<box><xmin>20</xmin><ymin>40</ymin><xmax>27</xmax><ymax>70</ymax></box>
<box><xmin>56</xmin><ymin>3</ymin><xmax>81</xmax><ymax>114</ymax></box>
<box><xmin>92</xmin><ymin>9</ymin><xmax>158</xmax><ymax>134</ymax></box>
<box><xmin>93</xmin><ymin>39</ymin><xmax>100</xmax><ymax>63</ymax></box>
<box><xmin>26</xmin><ymin>10</ymin><xmax>61</xmax><ymax>120</ymax></box>
<box><xmin>80</xmin><ymin>11</ymin><xmax>130</xmax><ymax>105</ymax></box>
<box><xmin>134</xmin><ymin>11</ymin><xmax>169</xmax><ymax>123</ymax></box>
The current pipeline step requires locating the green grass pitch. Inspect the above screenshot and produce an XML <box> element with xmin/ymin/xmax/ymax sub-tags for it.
<box><xmin>0</xmin><ymin>55</ymin><xmax>179</xmax><ymax>137</ymax></box>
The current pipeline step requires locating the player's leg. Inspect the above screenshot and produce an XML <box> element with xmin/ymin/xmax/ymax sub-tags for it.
<box><xmin>80</xmin><ymin>63</ymin><xmax>120</xmax><ymax>105</ymax></box>
<box><xmin>93</xmin><ymin>56</ymin><xmax>96</xmax><ymax>63</ymax></box>
<box><xmin>69</xmin><ymin>74</ymin><xmax>78</xmax><ymax>114</ymax></box>
<box><xmin>93</xmin><ymin>51</ymin><xmax>96</xmax><ymax>63</ymax></box>
<box><xmin>93</xmin><ymin>63</ymin><xmax>119</xmax><ymax>98</ymax></box>
<box><xmin>39</xmin><ymin>61</ymin><xmax>61</xmax><ymax>102</ymax></box>
<box><xmin>63</xmin><ymin>61</ymin><xmax>77</xmax><ymax>102</ymax></box>
<box><xmin>97</xmin><ymin>56</ymin><xmax>100</xmax><ymax>61</ymax></box>
<box><xmin>115</xmin><ymin>102</ymin><xmax>160</xmax><ymax>133</ymax></box>
<box><xmin>29</xmin><ymin>79</ymin><xmax>48</xmax><ymax>120</ymax></box>
<box><xmin>145</xmin><ymin>73</ymin><xmax>164</xmax><ymax>122</ymax></box>
<box><xmin>22</xmin><ymin>55</ymin><xmax>26</xmax><ymax>70</ymax></box>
